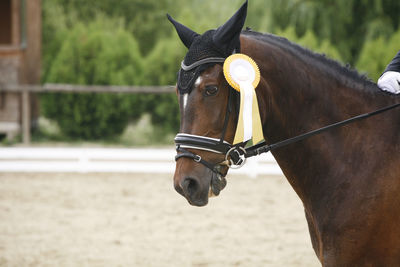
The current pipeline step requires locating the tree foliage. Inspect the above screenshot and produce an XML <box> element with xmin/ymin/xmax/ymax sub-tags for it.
<box><xmin>356</xmin><ymin>29</ymin><xmax>400</xmax><ymax>81</ymax></box>
<box><xmin>277</xmin><ymin>27</ymin><xmax>343</xmax><ymax>62</ymax></box>
<box><xmin>41</xmin><ymin>0</ymin><xmax>400</xmax><ymax>140</ymax></box>
<box><xmin>261</xmin><ymin>0</ymin><xmax>400</xmax><ymax>64</ymax></box>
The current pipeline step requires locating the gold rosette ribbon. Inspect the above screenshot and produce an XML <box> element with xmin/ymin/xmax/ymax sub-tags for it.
<box><xmin>223</xmin><ymin>54</ymin><xmax>264</xmax><ymax>145</ymax></box>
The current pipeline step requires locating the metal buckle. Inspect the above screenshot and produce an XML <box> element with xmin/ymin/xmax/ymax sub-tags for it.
<box><xmin>225</xmin><ymin>146</ymin><xmax>246</xmax><ymax>169</ymax></box>
<box><xmin>194</xmin><ymin>155</ymin><xmax>202</xmax><ymax>162</ymax></box>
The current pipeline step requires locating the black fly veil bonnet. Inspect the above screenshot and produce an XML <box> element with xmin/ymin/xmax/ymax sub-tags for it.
<box><xmin>167</xmin><ymin>1</ymin><xmax>248</xmax><ymax>94</ymax></box>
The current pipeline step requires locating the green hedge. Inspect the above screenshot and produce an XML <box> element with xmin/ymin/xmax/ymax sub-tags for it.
<box><xmin>141</xmin><ymin>36</ymin><xmax>186</xmax><ymax>133</ymax></box>
<box><xmin>41</xmin><ymin>18</ymin><xmax>144</xmax><ymax>139</ymax></box>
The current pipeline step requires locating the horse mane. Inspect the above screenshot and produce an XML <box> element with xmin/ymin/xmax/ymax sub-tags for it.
<box><xmin>242</xmin><ymin>30</ymin><xmax>379</xmax><ymax>94</ymax></box>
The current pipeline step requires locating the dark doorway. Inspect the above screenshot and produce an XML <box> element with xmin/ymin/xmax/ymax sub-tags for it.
<box><xmin>0</xmin><ymin>0</ymin><xmax>12</xmax><ymax>45</ymax></box>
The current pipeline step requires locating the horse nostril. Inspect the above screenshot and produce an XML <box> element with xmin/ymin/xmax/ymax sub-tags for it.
<box><xmin>174</xmin><ymin>181</ymin><xmax>184</xmax><ymax>195</ymax></box>
<box><xmin>181</xmin><ymin>177</ymin><xmax>199</xmax><ymax>197</ymax></box>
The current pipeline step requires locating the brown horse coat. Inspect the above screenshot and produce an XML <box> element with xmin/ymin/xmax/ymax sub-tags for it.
<box><xmin>240</xmin><ymin>31</ymin><xmax>400</xmax><ymax>266</ymax></box>
<box><xmin>170</xmin><ymin>2</ymin><xmax>400</xmax><ymax>265</ymax></box>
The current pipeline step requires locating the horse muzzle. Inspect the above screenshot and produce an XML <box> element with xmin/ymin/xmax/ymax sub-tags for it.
<box><xmin>174</xmin><ymin>133</ymin><xmax>247</xmax><ymax>205</ymax></box>
<box><xmin>175</xmin><ymin>175</ymin><xmax>210</xmax><ymax>206</ymax></box>
<box><xmin>174</xmin><ymin>160</ymin><xmax>228</xmax><ymax>206</ymax></box>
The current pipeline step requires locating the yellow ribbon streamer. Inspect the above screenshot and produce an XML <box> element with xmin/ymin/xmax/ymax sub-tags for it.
<box><xmin>252</xmin><ymin>91</ymin><xmax>264</xmax><ymax>144</ymax></box>
<box><xmin>223</xmin><ymin>54</ymin><xmax>264</xmax><ymax>145</ymax></box>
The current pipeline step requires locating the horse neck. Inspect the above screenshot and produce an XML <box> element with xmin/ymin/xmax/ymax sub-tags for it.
<box><xmin>241</xmin><ymin>33</ymin><xmax>400</xmax><ymax>206</ymax></box>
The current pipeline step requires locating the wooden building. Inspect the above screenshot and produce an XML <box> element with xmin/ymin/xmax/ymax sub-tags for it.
<box><xmin>0</xmin><ymin>0</ymin><xmax>41</xmax><ymax>140</ymax></box>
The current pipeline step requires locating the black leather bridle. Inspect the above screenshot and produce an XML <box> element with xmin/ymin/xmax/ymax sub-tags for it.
<box><xmin>175</xmin><ymin>73</ymin><xmax>246</xmax><ymax>176</ymax></box>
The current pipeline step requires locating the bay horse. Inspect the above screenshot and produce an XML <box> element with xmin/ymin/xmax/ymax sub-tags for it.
<box><xmin>169</xmin><ymin>1</ymin><xmax>400</xmax><ymax>265</ymax></box>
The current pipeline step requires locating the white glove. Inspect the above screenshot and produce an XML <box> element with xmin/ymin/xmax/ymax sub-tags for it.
<box><xmin>377</xmin><ymin>71</ymin><xmax>400</xmax><ymax>94</ymax></box>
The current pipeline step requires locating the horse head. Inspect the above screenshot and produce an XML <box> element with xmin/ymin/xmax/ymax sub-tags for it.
<box><xmin>168</xmin><ymin>1</ymin><xmax>248</xmax><ymax>206</ymax></box>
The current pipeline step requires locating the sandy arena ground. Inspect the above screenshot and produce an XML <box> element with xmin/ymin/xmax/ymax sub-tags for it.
<box><xmin>0</xmin><ymin>173</ymin><xmax>320</xmax><ymax>267</ymax></box>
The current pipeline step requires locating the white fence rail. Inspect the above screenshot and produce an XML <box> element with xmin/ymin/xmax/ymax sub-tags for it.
<box><xmin>0</xmin><ymin>147</ymin><xmax>283</xmax><ymax>177</ymax></box>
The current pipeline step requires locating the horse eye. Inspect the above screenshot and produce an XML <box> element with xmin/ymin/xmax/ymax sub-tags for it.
<box><xmin>204</xmin><ymin>85</ymin><xmax>218</xmax><ymax>96</ymax></box>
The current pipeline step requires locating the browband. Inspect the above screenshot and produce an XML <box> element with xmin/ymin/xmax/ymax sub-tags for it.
<box><xmin>181</xmin><ymin>57</ymin><xmax>226</xmax><ymax>71</ymax></box>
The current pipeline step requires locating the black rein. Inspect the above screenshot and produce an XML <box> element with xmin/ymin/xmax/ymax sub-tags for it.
<box><xmin>245</xmin><ymin>101</ymin><xmax>400</xmax><ymax>158</ymax></box>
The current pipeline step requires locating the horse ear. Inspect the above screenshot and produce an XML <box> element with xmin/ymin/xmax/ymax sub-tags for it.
<box><xmin>167</xmin><ymin>14</ymin><xmax>200</xmax><ymax>49</ymax></box>
<box><xmin>213</xmin><ymin>0</ymin><xmax>248</xmax><ymax>54</ymax></box>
